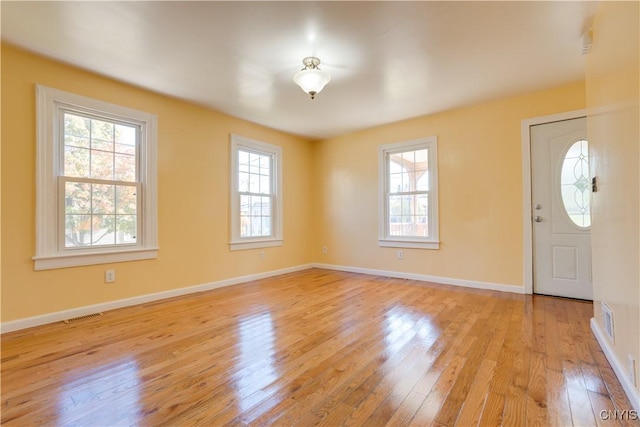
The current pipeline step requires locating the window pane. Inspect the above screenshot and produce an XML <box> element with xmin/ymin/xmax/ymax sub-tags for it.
<box><xmin>401</xmin><ymin>195</ymin><xmax>411</xmax><ymax>216</ymax></box>
<box><xmin>116</xmin><ymin>186</ymin><xmax>137</xmax><ymax>215</ymax></box>
<box><xmin>115</xmin><ymin>124</ymin><xmax>136</xmax><ymax>148</ymax></box>
<box><xmin>65</xmin><ymin>182</ymin><xmax>91</xmax><ymax>214</ymax></box>
<box><xmin>416</xmin><ymin>194</ymin><xmax>428</xmax><ymax>216</ymax></box>
<box><xmin>416</xmin><ymin>172</ymin><xmax>429</xmax><ymax>191</ymax></box>
<box><xmin>239</xmin><ymin>150</ymin><xmax>249</xmax><ymax>170</ymax></box>
<box><xmin>260</xmin><ymin>155</ymin><xmax>270</xmax><ymax>170</ymax></box>
<box><xmin>115</xmin><ymin>154</ymin><xmax>136</xmax><ymax>182</ymax></box>
<box><xmin>116</xmin><ymin>215</ymin><xmax>137</xmax><ymax>244</ymax></box>
<box><xmin>389</xmin><ymin>195</ymin><xmax>402</xmax><ymax>218</ymax></box>
<box><xmin>239</xmin><ymin>172</ymin><xmax>249</xmax><ymax>192</ymax></box>
<box><xmin>91</xmin><ymin>150</ymin><xmax>114</xmax><ymax>180</ymax></box>
<box><xmin>414</xmin><ymin>149</ymin><xmax>428</xmax><ymax>171</ymax></box>
<box><xmin>91</xmin><ymin>215</ymin><xmax>116</xmax><ymax>246</ymax></box>
<box><xmin>249</xmin><ymin>173</ymin><xmax>259</xmax><ymax>193</ymax></box>
<box><xmin>64</xmin><ymin>113</ymin><xmax>91</xmax><ymax>138</ymax></box>
<box><xmin>402</xmin><ymin>219</ymin><xmax>414</xmax><ymax>236</ymax></box>
<box><xmin>65</xmin><ymin>214</ymin><xmax>91</xmax><ymax>247</ymax></box>
<box><xmin>240</xmin><ymin>216</ymin><xmax>250</xmax><ymax>237</ymax></box>
<box><xmin>240</xmin><ymin>195</ymin><xmax>251</xmax><ymax>214</ymax></box>
<box><xmin>261</xmin><ymin>217</ymin><xmax>271</xmax><ymax>236</ymax></box>
<box><xmin>389</xmin><ymin>158</ymin><xmax>402</xmax><ymax>173</ymax></box>
<box><xmin>261</xmin><ymin>197</ymin><xmax>271</xmax><ymax>216</ymax></box>
<box><xmin>92</xmin><ymin>184</ymin><xmax>115</xmax><ymax>214</ymax></box>
<box><xmin>389</xmin><ymin>173</ymin><xmax>402</xmax><ymax>194</ymax></box>
<box><xmin>260</xmin><ymin>175</ymin><xmax>270</xmax><ymax>194</ymax></box>
<box><xmin>251</xmin><ymin>217</ymin><xmax>262</xmax><ymax>236</ymax></box>
<box><xmin>64</xmin><ymin>146</ymin><xmax>90</xmax><ymax>178</ymax></box>
<box><xmin>91</xmin><ymin>119</ymin><xmax>114</xmax><ymax>142</ymax></box>
<box><xmin>249</xmin><ymin>153</ymin><xmax>260</xmax><ymax>174</ymax></box>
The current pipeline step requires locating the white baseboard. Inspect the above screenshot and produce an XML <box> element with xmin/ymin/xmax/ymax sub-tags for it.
<box><xmin>1</xmin><ymin>264</ymin><xmax>314</xmax><ymax>334</ymax></box>
<box><xmin>591</xmin><ymin>318</ymin><xmax>640</xmax><ymax>412</ymax></box>
<box><xmin>0</xmin><ymin>263</ymin><xmax>524</xmax><ymax>333</ymax></box>
<box><xmin>312</xmin><ymin>263</ymin><xmax>525</xmax><ymax>294</ymax></box>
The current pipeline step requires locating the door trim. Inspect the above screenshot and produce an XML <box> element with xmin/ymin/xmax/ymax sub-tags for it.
<box><xmin>521</xmin><ymin>109</ymin><xmax>586</xmax><ymax>295</ymax></box>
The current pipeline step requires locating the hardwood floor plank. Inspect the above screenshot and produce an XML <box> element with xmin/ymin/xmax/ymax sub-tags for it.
<box><xmin>453</xmin><ymin>358</ymin><xmax>497</xmax><ymax>426</ymax></box>
<box><xmin>434</xmin><ymin>301</ymin><xmax>498</xmax><ymax>425</ymax></box>
<box><xmin>545</xmin><ymin>367</ymin><xmax>574</xmax><ymax>427</ymax></box>
<box><xmin>477</xmin><ymin>390</ymin><xmax>505</xmax><ymax>426</ymax></box>
<box><xmin>526</xmin><ymin>351</ymin><xmax>549</xmax><ymax>427</ymax></box>
<box><xmin>2</xmin><ymin>269</ymin><xmax>637</xmax><ymax>427</ymax></box>
<box><xmin>597</xmin><ymin>361</ymin><xmax>638</xmax><ymax>426</ymax></box>
<box><xmin>564</xmin><ymin>359</ymin><xmax>598</xmax><ymax>426</ymax></box>
<box><xmin>588</xmin><ymin>390</ymin><xmax>622</xmax><ymax>427</ymax></box>
<box><xmin>408</xmin><ymin>354</ymin><xmax>467</xmax><ymax>426</ymax></box>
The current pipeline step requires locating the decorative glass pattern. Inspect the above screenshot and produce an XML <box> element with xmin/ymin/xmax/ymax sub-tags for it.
<box><xmin>560</xmin><ymin>139</ymin><xmax>590</xmax><ymax>228</ymax></box>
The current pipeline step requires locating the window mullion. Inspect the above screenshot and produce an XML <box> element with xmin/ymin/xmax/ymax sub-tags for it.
<box><xmin>392</xmin><ymin>190</ymin><xmax>428</xmax><ymax>197</ymax></box>
<box><xmin>59</xmin><ymin>176</ymin><xmax>136</xmax><ymax>186</ymax></box>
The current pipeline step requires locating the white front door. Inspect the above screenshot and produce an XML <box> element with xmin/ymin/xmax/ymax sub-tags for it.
<box><xmin>531</xmin><ymin>117</ymin><xmax>592</xmax><ymax>300</ymax></box>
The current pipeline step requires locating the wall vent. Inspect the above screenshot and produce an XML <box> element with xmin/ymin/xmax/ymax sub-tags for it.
<box><xmin>63</xmin><ymin>312</ymin><xmax>103</xmax><ymax>324</ymax></box>
<box><xmin>601</xmin><ymin>302</ymin><xmax>614</xmax><ymax>342</ymax></box>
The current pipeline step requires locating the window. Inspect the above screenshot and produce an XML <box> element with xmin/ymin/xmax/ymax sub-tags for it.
<box><xmin>379</xmin><ymin>137</ymin><xmax>439</xmax><ymax>249</ymax></box>
<box><xmin>560</xmin><ymin>139</ymin><xmax>590</xmax><ymax>228</ymax></box>
<box><xmin>34</xmin><ymin>85</ymin><xmax>158</xmax><ymax>270</ymax></box>
<box><xmin>230</xmin><ymin>135</ymin><xmax>282</xmax><ymax>250</ymax></box>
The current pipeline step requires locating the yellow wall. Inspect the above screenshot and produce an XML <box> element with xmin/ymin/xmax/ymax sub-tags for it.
<box><xmin>586</xmin><ymin>2</ymin><xmax>639</xmax><ymax>395</ymax></box>
<box><xmin>312</xmin><ymin>82</ymin><xmax>586</xmax><ymax>288</ymax></box>
<box><xmin>2</xmin><ymin>42</ymin><xmax>588</xmax><ymax>324</ymax></box>
<box><xmin>1</xmin><ymin>44</ymin><xmax>315</xmax><ymax>322</ymax></box>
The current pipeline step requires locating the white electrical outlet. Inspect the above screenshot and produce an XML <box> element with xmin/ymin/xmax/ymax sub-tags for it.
<box><xmin>397</xmin><ymin>250</ymin><xmax>404</xmax><ymax>260</ymax></box>
<box><xmin>105</xmin><ymin>269</ymin><xmax>116</xmax><ymax>283</ymax></box>
<box><xmin>260</xmin><ymin>250</ymin><xmax>265</xmax><ymax>260</ymax></box>
<box><xmin>629</xmin><ymin>355</ymin><xmax>637</xmax><ymax>387</ymax></box>
<box><xmin>322</xmin><ymin>246</ymin><xmax>328</xmax><ymax>254</ymax></box>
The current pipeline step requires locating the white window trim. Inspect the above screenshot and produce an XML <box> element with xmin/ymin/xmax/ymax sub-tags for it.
<box><xmin>229</xmin><ymin>134</ymin><xmax>283</xmax><ymax>251</ymax></box>
<box><xmin>378</xmin><ymin>136</ymin><xmax>440</xmax><ymax>250</ymax></box>
<box><xmin>33</xmin><ymin>85</ymin><xmax>158</xmax><ymax>270</ymax></box>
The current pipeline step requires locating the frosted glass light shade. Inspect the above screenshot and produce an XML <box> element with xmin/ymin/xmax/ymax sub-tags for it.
<box><xmin>293</xmin><ymin>68</ymin><xmax>331</xmax><ymax>99</ymax></box>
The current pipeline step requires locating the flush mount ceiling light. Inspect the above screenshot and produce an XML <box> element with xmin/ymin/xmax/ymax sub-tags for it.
<box><xmin>293</xmin><ymin>57</ymin><xmax>331</xmax><ymax>100</ymax></box>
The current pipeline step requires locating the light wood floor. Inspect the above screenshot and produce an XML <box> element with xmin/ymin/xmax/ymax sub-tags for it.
<box><xmin>1</xmin><ymin>268</ymin><xmax>637</xmax><ymax>426</ymax></box>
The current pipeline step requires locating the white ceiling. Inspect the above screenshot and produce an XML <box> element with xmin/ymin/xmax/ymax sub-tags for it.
<box><xmin>2</xmin><ymin>1</ymin><xmax>596</xmax><ymax>140</ymax></box>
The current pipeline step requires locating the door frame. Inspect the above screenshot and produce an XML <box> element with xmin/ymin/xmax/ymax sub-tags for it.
<box><xmin>520</xmin><ymin>109</ymin><xmax>586</xmax><ymax>295</ymax></box>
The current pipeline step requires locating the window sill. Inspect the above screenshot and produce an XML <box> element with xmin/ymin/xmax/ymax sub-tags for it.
<box><xmin>33</xmin><ymin>247</ymin><xmax>159</xmax><ymax>270</ymax></box>
<box><xmin>378</xmin><ymin>239</ymin><xmax>440</xmax><ymax>250</ymax></box>
<box><xmin>230</xmin><ymin>239</ymin><xmax>283</xmax><ymax>251</ymax></box>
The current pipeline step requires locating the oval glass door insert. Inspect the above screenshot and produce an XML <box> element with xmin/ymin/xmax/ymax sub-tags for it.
<box><xmin>560</xmin><ymin>139</ymin><xmax>590</xmax><ymax>228</ymax></box>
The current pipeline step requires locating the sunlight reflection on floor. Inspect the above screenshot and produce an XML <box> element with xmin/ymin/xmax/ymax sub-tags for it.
<box><xmin>234</xmin><ymin>311</ymin><xmax>279</xmax><ymax>412</ymax></box>
<box><xmin>58</xmin><ymin>357</ymin><xmax>140</xmax><ymax>426</ymax></box>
